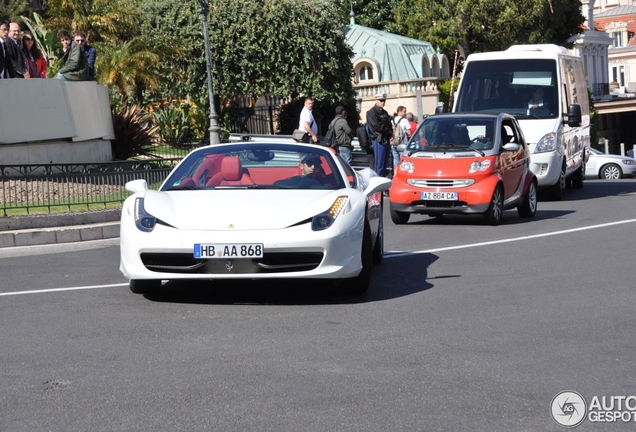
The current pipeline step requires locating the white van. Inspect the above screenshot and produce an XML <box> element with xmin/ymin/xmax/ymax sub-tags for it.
<box><xmin>453</xmin><ymin>44</ymin><xmax>590</xmax><ymax>199</ymax></box>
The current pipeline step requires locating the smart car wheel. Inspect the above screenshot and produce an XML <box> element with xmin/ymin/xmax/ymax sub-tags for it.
<box><xmin>129</xmin><ymin>279</ymin><xmax>161</xmax><ymax>294</ymax></box>
<box><xmin>518</xmin><ymin>179</ymin><xmax>538</xmax><ymax>218</ymax></box>
<box><xmin>601</xmin><ymin>164</ymin><xmax>622</xmax><ymax>180</ymax></box>
<box><xmin>390</xmin><ymin>206</ymin><xmax>410</xmax><ymax>224</ymax></box>
<box><xmin>483</xmin><ymin>185</ymin><xmax>503</xmax><ymax>226</ymax></box>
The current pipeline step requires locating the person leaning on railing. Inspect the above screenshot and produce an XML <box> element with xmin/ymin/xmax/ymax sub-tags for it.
<box><xmin>21</xmin><ymin>31</ymin><xmax>47</xmax><ymax>79</ymax></box>
<box><xmin>55</xmin><ymin>29</ymin><xmax>88</xmax><ymax>81</ymax></box>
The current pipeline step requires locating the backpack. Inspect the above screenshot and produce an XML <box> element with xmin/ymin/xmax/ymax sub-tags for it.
<box><xmin>324</xmin><ymin>119</ymin><xmax>338</xmax><ymax>148</ymax></box>
<box><xmin>391</xmin><ymin>117</ymin><xmax>405</xmax><ymax>146</ymax></box>
<box><xmin>356</xmin><ymin>124</ymin><xmax>370</xmax><ymax>149</ymax></box>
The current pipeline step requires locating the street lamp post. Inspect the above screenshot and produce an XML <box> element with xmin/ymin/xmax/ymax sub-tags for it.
<box><xmin>198</xmin><ymin>0</ymin><xmax>221</xmax><ymax>144</ymax></box>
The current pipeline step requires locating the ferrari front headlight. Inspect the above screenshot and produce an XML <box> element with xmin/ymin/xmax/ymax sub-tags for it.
<box><xmin>312</xmin><ymin>196</ymin><xmax>349</xmax><ymax>231</ymax></box>
<box><xmin>134</xmin><ymin>197</ymin><xmax>157</xmax><ymax>232</ymax></box>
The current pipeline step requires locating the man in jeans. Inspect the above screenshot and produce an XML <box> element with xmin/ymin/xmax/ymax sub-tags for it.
<box><xmin>331</xmin><ymin>105</ymin><xmax>354</xmax><ymax>164</ymax></box>
<box><xmin>366</xmin><ymin>92</ymin><xmax>393</xmax><ymax>176</ymax></box>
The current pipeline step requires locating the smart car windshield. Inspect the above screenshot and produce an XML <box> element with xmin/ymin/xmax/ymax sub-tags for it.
<box><xmin>162</xmin><ymin>143</ymin><xmax>346</xmax><ymax>190</ymax></box>
<box><xmin>406</xmin><ymin>117</ymin><xmax>497</xmax><ymax>155</ymax></box>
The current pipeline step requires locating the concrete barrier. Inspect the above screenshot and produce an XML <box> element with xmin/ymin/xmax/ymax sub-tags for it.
<box><xmin>0</xmin><ymin>79</ymin><xmax>114</xmax><ymax>165</ymax></box>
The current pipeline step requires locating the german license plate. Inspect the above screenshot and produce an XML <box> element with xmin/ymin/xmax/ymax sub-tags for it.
<box><xmin>194</xmin><ymin>243</ymin><xmax>264</xmax><ymax>259</ymax></box>
<box><xmin>421</xmin><ymin>192</ymin><xmax>458</xmax><ymax>200</ymax></box>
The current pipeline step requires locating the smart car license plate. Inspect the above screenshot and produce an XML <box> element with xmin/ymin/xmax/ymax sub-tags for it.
<box><xmin>421</xmin><ymin>192</ymin><xmax>458</xmax><ymax>200</ymax></box>
<box><xmin>194</xmin><ymin>243</ymin><xmax>264</xmax><ymax>259</ymax></box>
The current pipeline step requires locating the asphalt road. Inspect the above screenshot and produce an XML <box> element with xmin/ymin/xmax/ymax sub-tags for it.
<box><xmin>1</xmin><ymin>179</ymin><xmax>636</xmax><ymax>432</ymax></box>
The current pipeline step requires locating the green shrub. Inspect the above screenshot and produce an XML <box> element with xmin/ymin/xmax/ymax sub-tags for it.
<box><xmin>111</xmin><ymin>105</ymin><xmax>159</xmax><ymax>160</ymax></box>
<box><xmin>150</xmin><ymin>98</ymin><xmax>206</xmax><ymax>147</ymax></box>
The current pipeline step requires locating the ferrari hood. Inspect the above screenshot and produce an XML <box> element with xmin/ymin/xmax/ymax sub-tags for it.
<box><xmin>141</xmin><ymin>189</ymin><xmax>346</xmax><ymax>230</ymax></box>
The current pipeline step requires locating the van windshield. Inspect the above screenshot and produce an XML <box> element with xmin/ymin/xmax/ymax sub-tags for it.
<box><xmin>455</xmin><ymin>59</ymin><xmax>558</xmax><ymax>120</ymax></box>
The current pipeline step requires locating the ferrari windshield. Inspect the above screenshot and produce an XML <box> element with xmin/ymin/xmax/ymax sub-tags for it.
<box><xmin>162</xmin><ymin>143</ymin><xmax>346</xmax><ymax>190</ymax></box>
<box><xmin>455</xmin><ymin>59</ymin><xmax>558</xmax><ymax>119</ymax></box>
<box><xmin>406</xmin><ymin>117</ymin><xmax>497</xmax><ymax>154</ymax></box>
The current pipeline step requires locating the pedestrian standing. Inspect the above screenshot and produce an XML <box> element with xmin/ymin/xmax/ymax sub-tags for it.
<box><xmin>21</xmin><ymin>31</ymin><xmax>48</xmax><ymax>78</ymax></box>
<box><xmin>391</xmin><ymin>106</ymin><xmax>411</xmax><ymax>170</ymax></box>
<box><xmin>0</xmin><ymin>20</ymin><xmax>15</xmax><ymax>79</ymax></box>
<box><xmin>406</xmin><ymin>112</ymin><xmax>418</xmax><ymax>136</ymax></box>
<box><xmin>7</xmin><ymin>22</ymin><xmax>29</xmax><ymax>78</ymax></box>
<box><xmin>55</xmin><ymin>29</ymin><xmax>88</xmax><ymax>81</ymax></box>
<box><xmin>331</xmin><ymin>105</ymin><xmax>354</xmax><ymax>164</ymax></box>
<box><xmin>297</xmin><ymin>97</ymin><xmax>319</xmax><ymax>144</ymax></box>
<box><xmin>73</xmin><ymin>31</ymin><xmax>96</xmax><ymax>80</ymax></box>
<box><xmin>366</xmin><ymin>92</ymin><xmax>393</xmax><ymax>176</ymax></box>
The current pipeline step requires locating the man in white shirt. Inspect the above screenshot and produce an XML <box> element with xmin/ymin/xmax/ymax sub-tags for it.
<box><xmin>391</xmin><ymin>105</ymin><xmax>411</xmax><ymax>170</ymax></box>
<box><xmin>298</xmin><ymin>97</ymin><xmax>319</xmax><ymax>144</ymax></box>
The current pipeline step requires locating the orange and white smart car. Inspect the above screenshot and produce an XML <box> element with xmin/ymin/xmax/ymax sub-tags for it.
<box><xmin>389</xmin><ymin>113</ymin><xmax>537</xmax><ymax>225</ymax></box>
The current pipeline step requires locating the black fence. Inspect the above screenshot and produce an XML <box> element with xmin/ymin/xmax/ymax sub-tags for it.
<box><xmin>225</xmin><ymin>106</ymin><xmax>276</xmax><ymax>135</ymax></box>
<box><xmin>0</xmin><ymin>159</ymin><xmax>181</xmax><ymax>216</ymax></box>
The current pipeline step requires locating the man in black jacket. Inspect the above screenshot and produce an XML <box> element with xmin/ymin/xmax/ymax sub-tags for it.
<box><xmin>7</xmin><ymin>22</ymin><xmax>29</xmax><ymax>78</ymax></box>
<box><xmin>366</xmin><ymin>92</ymin><xmax>393</xmax><ymax>176</ymax></box>
<box><xmin>0</xmin><ymin>19</ymin><xmax>11</xmax><ymax>79</ymax></box>
<box><xmin>0</xmin><ymin>20</ymin><xmax>17</xmax><ymax>79</ymax></box>
<box><xmin>330</xmin><ymin>105</ymin><xmax>354</xmax><ymax>164</ymax></box>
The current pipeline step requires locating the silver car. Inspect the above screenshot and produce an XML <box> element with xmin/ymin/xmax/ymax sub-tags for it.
<box><xmin>585</xmin><ymin>148</ymin><xmax>636</xmax><ymax>179</ymax></box>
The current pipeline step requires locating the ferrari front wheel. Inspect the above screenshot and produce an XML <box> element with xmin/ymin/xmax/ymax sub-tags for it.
<box><xmin>372</xmin><ymin>211</ymin><xmax>384</xmax><ymax>264</ymax></box>
<box><xmin>340</xmin><ymin>222</ymin><xmax>373</xmax><ymax>295</ymax></box>
<box><xmin>129</xmin><ymin>279</ymin><xmax>161</xmax><ymax>294</ymax></box>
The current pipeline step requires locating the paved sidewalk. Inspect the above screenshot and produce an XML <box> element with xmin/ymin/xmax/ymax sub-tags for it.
<box><xmin>0</xmin><ymin>209</ymin><xmax>120</xmax><ymax>248</ymax></box>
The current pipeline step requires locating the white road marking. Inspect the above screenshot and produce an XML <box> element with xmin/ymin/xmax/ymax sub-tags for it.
<box><xmin>0</xmin><ymin>283</ymin><xmax>128</xmax><ymax>297</ymax></box>
<box><xmin>385</xmin><ymin>218</ymin><xmax>636</xmax><ymax>257</ymax></box>
<box><xmin>3</xmin><ymin>219</ymin><xmax>636</xmax><ymax>298</ymax></box>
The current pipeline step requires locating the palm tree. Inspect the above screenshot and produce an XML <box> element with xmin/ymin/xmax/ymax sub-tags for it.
<box><xmin>43</xmin><ymin>0</ymin><xmax>139</xmax><ymax>44</ymax></box>
<box><xmin>96</xmin><ymin>36</ymin><xmax>162</xmax><ymax>106</ymax></box>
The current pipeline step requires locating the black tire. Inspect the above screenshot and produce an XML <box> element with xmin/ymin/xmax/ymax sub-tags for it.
<box><xmin>372</xmin><ymin>210</ymin><xmax>384</xmax><ymax>264</ymax></box>
<box><xmin>548</xmin><ymin>163</ymin><xmax>566</xmax><ymax>200</ymax></box>
<box><xmin>600</xmin><ymin>163</ymin><xmax>622</xmax><ymax>180</ymax></box>
<box><xmin>341</xmin><ymin>222</ymin><xmax>373</xmax><ymax>295</ymax></box>
<box><xmin>483</xmin><ymin>184</ymin><xmax>504</xmax><ymax>226</ymax></box>
<box><xmin>129</xmin><ymin>279</ymin><xmax>161</xmax><ymax>294</ymax></box>
<box><xmin>517</xmin><ymin>179</ymin><xmax>538</xmax><ymax>218</ymax></box>
<box><xmin>390</xmin><ymin>206</ymin><xmax>410</xmax><ymax>224</ymax></box>
<box><xmin>571</xmin><ymin>164</ymin><xmax>584</xmax><ymax>189</ymax></box>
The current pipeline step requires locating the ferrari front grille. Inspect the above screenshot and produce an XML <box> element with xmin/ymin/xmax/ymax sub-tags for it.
<box><xmin>140</xmin><ymin>252</ymin><xmax>324</xmax><ymax>274</ymax></box>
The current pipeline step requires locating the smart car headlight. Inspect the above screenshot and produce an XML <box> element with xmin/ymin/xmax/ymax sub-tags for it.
<box><xmin>534</xmin><ymin>132</ymin><xmax>558</xmax><ymax>154</ymax></box>
<box><xmin>468</xmin><ymin>160</ymin><xmax>491</xmax><ymax>173</ymax></box>
<box><xmin>134</xmin><ymin>197</ymin><xmax>157</xmax><ymax>232</ymax></box>
<box><xmin>399</xmin><ymin>160</ymin><xmax>414</xmax><ymax>174</ymax></box>
<box><xmin>312</xmin><ymin>196</ymin><xmax>349</xmax><ymax>231</ymax></box>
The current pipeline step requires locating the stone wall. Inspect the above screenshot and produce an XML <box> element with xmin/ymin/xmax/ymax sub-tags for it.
<box><xmin>0</xmin><ymin>79</ymin><xmax>114</xmax><ymax>165</ymax></box>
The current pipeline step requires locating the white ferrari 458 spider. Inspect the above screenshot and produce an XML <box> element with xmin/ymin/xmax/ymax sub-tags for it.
<box><xmin>120</xmin><ymin>141</ymin><xmax>391</xmax><ymax>295</ymax></box>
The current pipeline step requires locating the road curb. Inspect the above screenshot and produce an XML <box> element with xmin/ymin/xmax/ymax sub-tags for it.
<box><xmin>0</xmin><ymin>221</ymin><xmax>120</xmax><ymax>248</ymax></box>
<box><xmin>0</xmin><ymin>209</ymin><xmax>121</xmax><ymax>248</ymax></box>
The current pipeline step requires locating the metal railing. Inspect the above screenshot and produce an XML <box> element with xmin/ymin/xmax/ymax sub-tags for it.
<box><xmin>1</xmin><ymin>159</ymin><xmax>181</xmax><ymax>216</ymax></box>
